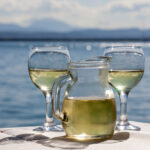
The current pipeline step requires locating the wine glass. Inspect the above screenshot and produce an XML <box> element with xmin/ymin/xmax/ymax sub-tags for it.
<box><xmin>28</xmin><ymin>46</ymin><xmax>70</xmax><ymax>131</ymax></box>
<box><xmin>104</xmin><ymin>46</ymin><xmax>145</xmax><ymax>131</ymax></box>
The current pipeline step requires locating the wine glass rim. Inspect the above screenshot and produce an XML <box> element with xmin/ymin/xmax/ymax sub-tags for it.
<box><xmin>104</xmin><ymin>46</ymin><xmax>144</xmax><ymax>55</ymax></box>
<box><xmin>29</xmin><ymin>45</ymin><xmax>70</xmax><ymax>58</ymax></box>
<box><xmin>32</xmin><ymin>45</ymin><xmax>68</xmax><ymax>50</ymax></box>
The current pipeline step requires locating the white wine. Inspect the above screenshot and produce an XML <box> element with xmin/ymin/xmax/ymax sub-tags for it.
<box><xmin>62</xmin><ymin>97</ymin><xmax>116</xmax><ymax>140</ymax></box>
<box><xmin>108</xmin><ymin>70</ymin><xmax>144</xmax><ymax>93</ymax></box>
<box><xmin>29</xmin><ymin>69</ymin><xmax>68</xmax><ymax>92</ymax></box>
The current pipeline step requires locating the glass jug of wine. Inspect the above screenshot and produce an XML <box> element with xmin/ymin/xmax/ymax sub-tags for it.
<box><xmin>52</xmin><ymin>57</ymin><xmax>116</xmax><ymax>140</ymax></box>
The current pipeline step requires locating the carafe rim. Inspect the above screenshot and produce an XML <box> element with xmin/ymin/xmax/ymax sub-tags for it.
<box><xmin>68</xmin><ymin>56</ymin><xmax>110</xmax><ymax>69</ymax></box>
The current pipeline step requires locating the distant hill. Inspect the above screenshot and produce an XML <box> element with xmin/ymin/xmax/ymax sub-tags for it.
<box><xmin>0</xmin><ymin>19</ymin><xmax>149</xmax><ymax>40</ymax></box>
<box><xmin>0</xmin><ymin>24</ymin><xmax>23</xmax><ymax>32</ymax></box>
<box><xmin>0</xmin><ymin>28</ymin><xmax>150</xmax><ymax>40</ymax></box>
<box><xmin>0</xmin><ymin>18</ymin><xmax>75</xmax><ymax>32</ymax></box>
<box><xmin>28</xmin><ymin>19</ymin><xmax>74</xmax><ymax>32</ymax></box>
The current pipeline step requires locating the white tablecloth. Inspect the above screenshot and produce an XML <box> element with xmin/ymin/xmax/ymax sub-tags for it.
<box><xmin>0</xmin><ymin>121</ymin><xmax>150</xmax><ymax>150</ymax></box>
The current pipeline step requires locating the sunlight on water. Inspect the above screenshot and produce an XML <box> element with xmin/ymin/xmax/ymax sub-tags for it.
<box><xmin>86</xmin><ymin>44</ymin><xmax>92</xmax><ymax>51</ymax></box>
<box><xmin>99</xmin><ymin>42</ymin><xmax>150</xmax><ymax>48</ymax></box>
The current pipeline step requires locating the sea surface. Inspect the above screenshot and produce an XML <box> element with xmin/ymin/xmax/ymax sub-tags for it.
<box><xmin>0</xmin><ymin>41</ymin><xmax>150</xmax><ymax>128</ymax></box>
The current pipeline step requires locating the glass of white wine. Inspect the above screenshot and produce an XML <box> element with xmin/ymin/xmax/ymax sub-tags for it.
<box><xmin>28</xmin><ymin>46</ymin><xmax>70</xmax><ymax>131</ymax></box>
<box><xmin>104</xmin><ymin>46</ymin><xmax>145</xmax><ymax>131</ymax></box>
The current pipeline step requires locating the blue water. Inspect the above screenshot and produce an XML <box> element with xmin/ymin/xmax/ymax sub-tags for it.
<box><xmin>0</xmin><ymin>41</ymin><xmax>150</xmax><ymax>128</ymax></box>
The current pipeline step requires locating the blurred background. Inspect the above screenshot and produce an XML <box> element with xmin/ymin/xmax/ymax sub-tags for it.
<box><xmin>0</xmin><ymin>0</ymin><xmax>150</xmax><ymax>128</ymax></box>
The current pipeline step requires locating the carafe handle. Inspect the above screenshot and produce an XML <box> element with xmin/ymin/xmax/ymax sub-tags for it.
<box><xmin>52</xmin><ymin>74</ymin><xmax>72</xmax><ymax>122</ymax></box>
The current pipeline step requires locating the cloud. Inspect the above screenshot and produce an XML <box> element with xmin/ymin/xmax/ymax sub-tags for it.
<box><xmin>102</xmin><ymin>0</ymin><xmax>150</xmax><ymax>29</ymax></box>
<box><xmin>0</xmin><ymin>0</ymin><xmax>150</xmax><ymax>29</ymax></box>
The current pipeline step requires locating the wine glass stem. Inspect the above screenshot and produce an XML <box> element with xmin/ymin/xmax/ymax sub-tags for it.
<box><xmin>119</xmin><ymin>91</ymin><xmax>129</xmax><ymax>125</ymax></box>
<box><xmin>44</xmin><ymin>92</ymin><xmax>54</xmax><ymax>126</ymax></box>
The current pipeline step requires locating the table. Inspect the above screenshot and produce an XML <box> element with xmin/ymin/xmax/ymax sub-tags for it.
<box><xmin>0</xmin><ymin>121</ymin><xmax>150</xmax><ymax>150</ymax></box>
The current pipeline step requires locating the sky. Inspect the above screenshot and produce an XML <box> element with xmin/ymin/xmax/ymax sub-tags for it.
<box><xmin>0</xmin><ymin>0</ymin><xmax>150</xmax><ymax>30</ymax></box>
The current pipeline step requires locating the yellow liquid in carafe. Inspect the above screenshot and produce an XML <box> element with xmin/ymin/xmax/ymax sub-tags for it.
<box><xmin>62</xmin><ymin>97</ymin><xmax>116</xmax><ymax>140</ymax></box>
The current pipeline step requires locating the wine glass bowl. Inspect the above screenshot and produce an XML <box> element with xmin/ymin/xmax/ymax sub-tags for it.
<box><xmin>104</xmin><ymin>46</ymin><xmax>145</xmax><ymax>131</ymax></box>
<box><xmin>28</xmin><ymin>46</ymin><xmax>70</xmax><ymax>131</ymax></box>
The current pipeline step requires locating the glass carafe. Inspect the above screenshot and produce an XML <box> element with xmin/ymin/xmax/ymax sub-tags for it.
<box><xmin>52</xmin><ymin>57</ymin><xmax>116</xmax><ymax>140</ymax></box>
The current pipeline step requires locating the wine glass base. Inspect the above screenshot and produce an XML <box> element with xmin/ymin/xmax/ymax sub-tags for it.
<box><xmin>116</xmin><ymin>122</ymin><xmax>141</xmax><ymax>131</ymax></box>
<box><xmin>33</xmin><ymin>124</ymin><xmax>64</xmax><ymax>132</ymax></box>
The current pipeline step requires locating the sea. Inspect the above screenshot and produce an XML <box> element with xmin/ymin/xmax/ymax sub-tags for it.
<box><xmin>0</xmin><ymin>40</ymin><xmax>150</xmax><ymax>128</ymax></box>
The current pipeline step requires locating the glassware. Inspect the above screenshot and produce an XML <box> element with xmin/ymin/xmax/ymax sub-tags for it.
<box><xmin>52</xmin><ymin>57</ymin><xmax>116</xmax><ymax>140</ymax></box>
<box><xmin>28</xmin><ymin>46</ymin><xmax>70</xmax><ymax>131</ymax></box>
<box><xmin>104</xmin><ymin>46</ymin><xmax>145</xmax><ymax>131</ymax></box>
